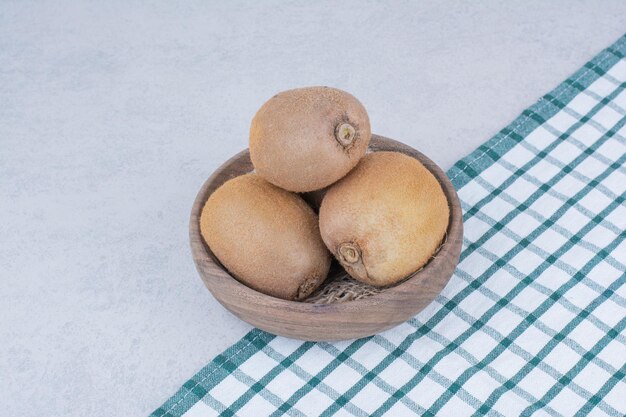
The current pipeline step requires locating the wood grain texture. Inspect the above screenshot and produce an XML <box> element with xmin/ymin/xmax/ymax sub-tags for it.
<box><xmin>190</xmin><ymin>135</ymin><xmax>463</xmax><ymax>341</ymax></box>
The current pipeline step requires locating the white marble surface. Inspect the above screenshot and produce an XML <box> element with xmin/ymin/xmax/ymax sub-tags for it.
<box><xmin>1</xmin><ymin>1</ymin><xmax>625</xmax><ymax>416</ymax></box>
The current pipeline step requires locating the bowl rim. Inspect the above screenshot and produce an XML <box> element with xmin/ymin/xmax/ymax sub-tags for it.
<box><xmin>189</xmin><ymin>134</ymin><xmax>463</xmax><ymax>313</ymax></box>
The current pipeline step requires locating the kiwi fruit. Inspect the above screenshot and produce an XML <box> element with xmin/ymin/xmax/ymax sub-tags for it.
<box><xmin>200</xmin><ymin>173</ymin><xmax>331</xmax><ymax>300</ymax></box>
<box><xmin>250</xmin><ymin>86</ymin><xmax>371</xmax><ymax>192</ymax></box>
<box><xmin>319</xmin><ymin>151</ymin><xmax>449</xmax><ymax>287</ymax></box>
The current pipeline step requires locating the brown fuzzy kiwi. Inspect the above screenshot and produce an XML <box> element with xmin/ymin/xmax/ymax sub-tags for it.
<box><xmin>319</xmin><ymin>151</ymin><xmax>449</xmax><ymax>287</ymax></box>
<box><xmin>250</xmin><ymin>86</ymin><xmax>371</xmax><ymax>192</ymax></box>
<box><xmin>200</xmin><ymin>173</ymin><xmax>331</xmax><ymax>300</ymax></box>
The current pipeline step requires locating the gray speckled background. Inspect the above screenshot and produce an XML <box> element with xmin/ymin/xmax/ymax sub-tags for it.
<box><xmin>1</xmin><ymin>1</ymin><xmax>625</xmax><ymax>416</ymax></box>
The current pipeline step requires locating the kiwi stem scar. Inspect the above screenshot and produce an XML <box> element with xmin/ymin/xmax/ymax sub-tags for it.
<box><xmin>335</xmin><ymin>123</ymin><xmax>356</xmax><ymax>148</ymax></box>
<box><xmin>338</xmin><ymin>242</ymin><xmax>360</xmax><ymax>264</ymax></box>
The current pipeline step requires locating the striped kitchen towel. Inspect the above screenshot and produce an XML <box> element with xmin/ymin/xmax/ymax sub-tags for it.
<box><xmin>152</xmin><ymin>34</ymin><xmax>626</xmax><ymax>417</ymax></box>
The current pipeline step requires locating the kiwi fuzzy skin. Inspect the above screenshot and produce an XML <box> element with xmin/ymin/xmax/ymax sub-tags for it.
<box><xmin>319</xmin><ymin>151</ymin><xmax>449</xmax><ymax>287</ymax></box>
<box><xmin>250</xmin><ymin>86</ymin><xmax>371</xmax><ymax>192</ymax></box>
<box><xmin>200</xmin><ymin>174</ymin><xmax>331</xmax><ymax>301</ymax></box>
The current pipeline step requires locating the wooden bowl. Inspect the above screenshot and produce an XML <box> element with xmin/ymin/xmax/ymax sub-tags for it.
<box><xmin>190</xmin><ymin>135</ymin><xmax>463</xmax><ymax>341</ymax></box>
